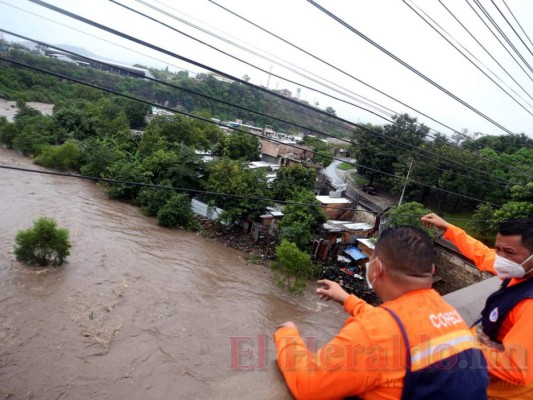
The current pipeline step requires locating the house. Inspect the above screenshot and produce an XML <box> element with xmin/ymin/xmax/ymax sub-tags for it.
<box><xmin>315</xmin><ymin>195</ymin><xmax>353</xmax><ymax>219</ymax></box>
<box><xmin>260</xmin><ymin>138</ymin><xmax>313</xmax><ymax>165</ymax></box>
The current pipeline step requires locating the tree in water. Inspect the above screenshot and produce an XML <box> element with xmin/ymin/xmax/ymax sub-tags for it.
<box><xmin>271</xmin><ymin>240</ymin><xmax>313</xmax><ymax>294</ymax></box>
<box><xmin>14</xmin><ymin>217</ymin><xmax>71</xmax><ymax>267</ymax></box>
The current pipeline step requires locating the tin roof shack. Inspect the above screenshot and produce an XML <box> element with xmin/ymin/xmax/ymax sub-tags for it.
<box><xmin>316</xmin><ymin>196</ymin><xmax>353</xmax><ymax>220</ymax></box>
<box><xmin>243</xmin><ymin>208</ymin><xmax>284</xmax><ymax>243</ymax></box>
<box><xmin>313</xmin><ymin>221</ymin><xmax>373</xmax><ymax>263</ymax></box>
<box><xmin>356</xmin><ymin>238</ymin><xmax>376</xmax><ymax>258</ymax></box>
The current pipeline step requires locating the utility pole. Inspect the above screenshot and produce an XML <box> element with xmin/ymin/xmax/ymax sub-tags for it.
<box><xmin>398</xmin><ymin>160</ymin><xmax>414</xmax><ymax>207</ymax></box>
<box><xmin>266</xmin><ymin>65</ymin><xmax>272</xmax><ymax>89</ymax></box>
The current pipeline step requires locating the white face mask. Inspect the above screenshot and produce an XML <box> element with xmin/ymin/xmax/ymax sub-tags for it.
<box><xmin>365</xmin><ymin>259</ymin><xmax>382</xmax><ymax>290</ymax></box>
<box><xmin>493</xmin><ymin>254</ymin><xmax>533</xmax><ymax>279</ymax></box>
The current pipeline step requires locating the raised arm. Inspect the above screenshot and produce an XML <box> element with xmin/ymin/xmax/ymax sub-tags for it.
<box><xmin>422</xmin><ymin>213</ymin><xmax>496</xmax><ymax>274</ymax></box>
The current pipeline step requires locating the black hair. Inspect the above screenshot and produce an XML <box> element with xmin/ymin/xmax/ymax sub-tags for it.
<box><xmin>375</xmin><ymin>225</ymin><xmax>434</xmax><ymax>277</ymax></box>
<box><xmin>498</xmin><ymin>218</ymin><xmax>533</xmax><ymax>252</ymax></box>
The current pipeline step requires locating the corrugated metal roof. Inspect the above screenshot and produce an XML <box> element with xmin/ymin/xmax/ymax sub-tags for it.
<box><xmin>344</xmin><ymin>246</ymin><xmax>369</xmax><ymax>261</ymax></box>
<box><xmin>357</xmin><ymin>238</ymin><xmax>376</xmax><ymax>249</ymax></box>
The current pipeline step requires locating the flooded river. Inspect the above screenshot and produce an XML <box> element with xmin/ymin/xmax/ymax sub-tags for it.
<box><xmin>0</xmin><ymin>148</ymin><xmax>346</xmax><ymax>399</ymax></box>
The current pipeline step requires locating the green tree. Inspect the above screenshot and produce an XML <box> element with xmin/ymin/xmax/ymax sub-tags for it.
<box><xmin>278</xmin><ymin>189</ymin><xmax>327</xmax><ymax>250</ymax></box>
<box><xmin>384</xmin><ymin>202</ymin><xmax>433</xmax><ymax>236</ymax></box>
<box><xmin>491</xmin><ymin>202</ymin><xmax>533</xmax><ymax>230</ymax></box>
<box><xmin>302</xmin><ymin>136</ymin><xmax>333</xmax><ymax>166</ymax></box>
<box><xmin>157</xmin><ymin>193</ymin><xmax>197</xmax><ymax>230</ymax></box>
<box><xmin>218</xmin><ymin>131</ymin><xmax>260</xmax><ymax>161</ymax></box>
<box><xmin>471</xmin><ymin>203</ymin><xmax>495</xmax><ymax>242</ymax></box>
<box><xmin>79</xmin><ymin>137</ymin><xmax>126</xmax><ymax>177</ymax></box>
<box><xmin>352</xmin><ymin>115</ymin><xmax>427</xmax><ymax>186</ymax></box>
<box><xmin>325</xmin><ymin>107</ymin><xmax>336</xmax><ymax>116</ymax></box>
<box><xmin>271</xmin><ymin>164</ymin><xmax>317</xmax><ymax>201</ymax></box>
<box><xmin>271</xmin><ymin>240</ymin><xmax>313</xmax><ymax>294</ymax></box>
<box><xmin>0</xmin><ymin>117</ymin><xmax>17</xmax><ymax>148</ymax></box>
<box><xmin>138</xmin><ymin>180</ymin><xmax>175</xmax><ymax>217</ymax></box>
<box><xmin>472</xmin><ymin>182</ymin><xmax>533</xmax><ymax>236</ymax></box>
<box><xmin>204</xmin><ymin>158</ymin><xmax>270</xmax><ymax>223</ymax></box>
<box><xmin>104</xmin><ymin>159</ymin><xmax>145</xmax><ymax>201</ymax></box>
<box><xmin>14</xmin><ymin>217</ymin><xmax>71</xmax><ymax>267</ymax></box>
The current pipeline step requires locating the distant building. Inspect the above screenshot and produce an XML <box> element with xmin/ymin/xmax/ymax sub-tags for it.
<box><xmin>277</xmin><ymin>88</ymin><xmax>292</xmax><ymax>98</ymax></box>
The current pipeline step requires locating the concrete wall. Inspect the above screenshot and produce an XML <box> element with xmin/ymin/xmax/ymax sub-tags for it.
<box><xmin>433</xmin><ymin>247</ymin><xmax>492</xmax><ymax>295</ymax></box>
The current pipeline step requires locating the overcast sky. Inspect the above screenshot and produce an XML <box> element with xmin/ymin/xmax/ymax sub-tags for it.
<box><xmin>1</xmin><ymin>0</ymin><xmax>533</xmax><ymax>139</ymax></box>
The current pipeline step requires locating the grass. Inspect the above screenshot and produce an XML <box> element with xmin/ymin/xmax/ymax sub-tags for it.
<box><xmin>442</xmin><ymin>210</ymin><xmax>475</xmax><ymax>232</ymax></box>
<box><xmin>338</xmin><ymin>162</ymin><xmax>355</xmax><ymax>171</ymax></box>
<box><xmin>442</xmin><ymin>210</ymin><xmax>496</xmax><ymax>245</ymax></box>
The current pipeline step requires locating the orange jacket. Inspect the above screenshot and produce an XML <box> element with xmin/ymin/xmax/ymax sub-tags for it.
<box><xmin>274</xmin><ymin>289</ymin><xmax>481</xmax><ymax>400</ymax></box>
<box><xmin>444</xmin><ymin>225</ymin><xmax>533</xmax><ymax>399</ymax></box>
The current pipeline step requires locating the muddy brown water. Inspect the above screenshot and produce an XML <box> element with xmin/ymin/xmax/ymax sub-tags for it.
<box><xmin>0</xmin><ymin>148</ymin><xmax>346</xmax><ymax>399</ymax></box>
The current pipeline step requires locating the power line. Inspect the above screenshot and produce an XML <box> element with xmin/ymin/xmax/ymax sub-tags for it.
<box><xmin>501</xmin><ymin>0</ymin><xmax>533</xmax><ymax>50</ymax></box>
<box><xmin>14</xmin><ymin>2</ymin><xmax>530</xmax><ymax>184</ymax></box>
<box><xmin>438</xmin><ymin>0</ymin><xmax>533</xmax><ymax>104</ymax></box>
<box><xmin>464</xmin><ymin>0</ymin><xmax>533</xmax><ymax>84</ymax></box>
<box><xmin>489</xmin><ymin>0</ymin><xmax>533</xmax><ymax>58</ymax></box>
<box><xmin>0</xmin><ymin>55</ymin><xmax>505</xmax><ymax>207</ymax></box>
<box><xmin>130</xmin><ymin>0</ymin><xmax>396</xmax><ymax>119</ymax></box>
<box><xmin>206</xmin><ymin>0</ymin><xmax>480</xmax><ymax>141</ymax></box>
<box><xmin>404</xmin><ymin>0</ymin><xmax>533</xmax><ymax>113</ymax></box>
<box><xmin>108</xmin><ymin>0</ymin><xmax>394</xmax><ymax>125</ymax></box>
<box><xmin>139</xmin><ymin>0</ymin><xmax>532</xmax><ymax>178</ymax></box>
<box><xmin>473</xmin><ymin>0</ymin><xmax>533</xmax><ymax>74</ymax></box>
<box><xmin>5</xmin><ymin>28</ymin><xmax>526</xmax><ymax>190</ymax></box>
<box><xmin>4</xmin><ymin>27</ymin><xmax>523</xmax><ymax>190</ymax></box>
<box><xmin>6</xmin><ymin>0</ymin><xmax>533</xmax><ymax>180</ymax></box>
<box><xmin>197</xmin><ymin>0</ymin><xmax>533</xmax><ymax>177</ymax></box>
<box><xmin>0</xmin><ymin>163</ymin><xmax>500</xmax><ymax>223</ymax></box>
<box><xmin>307</xmin><ymin>0</ymin><xmax>531</xmax><ymax>145</ymax></box>
<box><xmin>0</xmin><ymin>0</ymin><xmax>203</xmax><ymax>80</ymax></box>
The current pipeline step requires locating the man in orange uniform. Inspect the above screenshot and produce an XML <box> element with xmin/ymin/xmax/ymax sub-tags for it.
<box><xmin>273</xmin><ymin>226</ymin><xmax>488</xmax><ymax>400</ymax></box>
<box><xmin>421</xmin><ymin>214</ymin><xmax>533</xmax><ymax>400</ymax></box>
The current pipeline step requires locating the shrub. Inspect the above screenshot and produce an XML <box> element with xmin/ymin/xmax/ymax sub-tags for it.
<box><xmin>34</xmin><ymin>140</ymin><xmax>81</xmax><ymax>171</ymax></box>
<box><xmin>271</xmin><ymin>240</ymin><xmax>313</xmax><ymax>294</ymax></box>
<box><xmin>14</xmin><ymin>217</ymin><xmax>71</xmax><ymax>267</ymax></box>
<box><xmin>138</xmin><ymin>181</ymin><xmax>174</xmax><ymax>217</ymax></box>
<box><xmin>157</xmin><ymin>193</ymin><xmax>197</xmax><ymax>230</ymax></box>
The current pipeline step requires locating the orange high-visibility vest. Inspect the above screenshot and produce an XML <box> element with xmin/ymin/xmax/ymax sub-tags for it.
<box><xmin>274</xmin><ymin>289</ymin><xmax>487</xmax><ymax>400</ymax></box>
<box><xmin>444</xmin><ymin>225</ymin><xmax>533</xmax><ymax>399</ymax></box>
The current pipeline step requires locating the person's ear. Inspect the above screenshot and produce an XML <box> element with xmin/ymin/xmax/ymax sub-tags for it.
<box><xmin>431</xmin><ymin>264</ymin><xmax>435</xmax><ymax>275</ymax></box>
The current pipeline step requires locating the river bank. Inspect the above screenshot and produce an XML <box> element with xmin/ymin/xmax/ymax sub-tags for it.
<box><xmin>0</xmin><ymin>147</ymin><xmax>346</xmax><ymax>399</ymax></box>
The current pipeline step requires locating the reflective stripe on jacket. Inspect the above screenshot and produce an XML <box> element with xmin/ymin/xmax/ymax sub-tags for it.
<box><xmin>274</xmin><ymin>288</ymin><xmax>486</xmax><ymax>400</ymax></box>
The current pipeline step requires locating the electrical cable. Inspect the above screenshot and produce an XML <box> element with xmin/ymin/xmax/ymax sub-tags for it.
<box><xmin>136</xmin><ymin>0</ymin><xmax>532</xmax><ymax>177</ymax></box>
<box><xmin>307</xmin><ymin>0</ymin><xmax>531</xmax><ymax>146</ymax></box>
<box><xmin>131</xmin><ymin>0</ymin><xmax>397</xmax><ymax>119</ymax></box>
<box><xmin>205</xmin><ymin>0</ymin><xmax>533</xmax><ymax>176</ymax></box>
<box><xmin>489</xmin><ymin>0</ymin><xmax>533</xmax><ymax>58</ymax></box>
<box><xmin>107</xmin><ymin>0</ymin><xmax>394</xmax><ymax>125</ymax></box>
<box><xmin>438</xmin><ymin>0</ymin><xmax>533</xmax><ymax>104</ymax></box>
<box><xmin>0</xmin><ymin>0</ymin><xmax>203</xmax><ymax>80</ymax></box>
<box><xmin>106</xmin><ymin>1</ymin><xmax>533</xmax><ymax>178</ymax></box>
<box><xmin>464</xmin><ymin>0</ymin><xmax>533</xmax><ymax>84</ymax></box>
<box><xmin>2</xmin><ymin>23</ymin><xmax>529</xmax><ymax>188</ymax></box>
<box><xmin>0</xmin><ymin>164</ymin><xmax>500</xmax><ymax>223</ymax></box>
<box><xmin>404</xmin><ymin>0</ymin><xmax>533</xmax><ymax>112</ymax></box>
<box><xmin>22</xmin><ymin>0</ymin><xmax>528</xmax><ymax>179</ymax></box>
<box><xmin>2</xmin><ymin>35</ymin><xmax>522</xmax><ymax>188</ymax></box>
<box><xmin>501</xmin><ymin>0</ymin><xmax>533</xmax><ymax>50</ymax></box>
<box><xmin>473</xmin><ymin>0</ymin><xmax>533</xmax><ymax>74</ymax></box>
<box><xmin>0</xmin><ymin>54</ymin><xmax>505</xmax><ymax>207</ymax></box>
